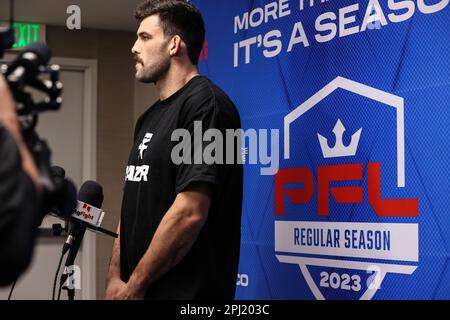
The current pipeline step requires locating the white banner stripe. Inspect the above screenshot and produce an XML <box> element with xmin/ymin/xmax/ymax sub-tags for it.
<box><xmin>275</xmin><ymin>221</ymin><xmax>418</xmax><ymax>262</ymax></box>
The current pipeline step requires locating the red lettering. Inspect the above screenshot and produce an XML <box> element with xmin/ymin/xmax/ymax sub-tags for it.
<box><xmin>274</xmin><ymin>162</ymin><xmax>418</xmax><ymax>217</ymax></box>
<box><xmin>199</xmin><ymin>41</ymin><xmax>209</xmax><ymax>61</ymax></box>
<box><xmin>275</xmin><ymin>168</ymin><xmax>314</xmax><ymax>216</ymax></box>
<box><xmin>318</xmin><ymin>164</ymin><xmax>363</xmax><ymax>216</ymax></box>
<box><xmin>368</xmin><ymin>162</ymin><xmax>418</xmax><ymax>217</ymax></box>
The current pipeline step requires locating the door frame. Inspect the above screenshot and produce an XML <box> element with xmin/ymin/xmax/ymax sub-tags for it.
<box><xmin>52</xmin><ymin>57</ymin><xmax>98</xmax><ymax>300</ymax></box>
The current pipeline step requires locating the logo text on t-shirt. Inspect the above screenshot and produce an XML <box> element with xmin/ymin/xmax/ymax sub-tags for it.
<box><xmin>125</xmin><ymin>165</ymin><xmax>149</xmax><ymax>182</ymax></box>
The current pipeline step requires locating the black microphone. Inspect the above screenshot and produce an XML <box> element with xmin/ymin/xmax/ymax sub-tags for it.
<box><xmin>49</xmin><ymin>165</ymin><xmax>77</xmax><ymax>218</ymax></box>
<box><xmin>52</xmin><ymin>165</ymin><xmax>66</xmax><ymax>179</ymax></box>
<box><xmin>60</xmin><ymin>181</ymin><xmax>104</xmax><ymax>287</ymax></box>
<box><xmin>5</xmin><ymin>42</ymin><xmax>51</xmax><ymax>85</ymax></box>
<box><xmin>39</xmin><ymin>165</ymin><xmax>77</xmax><ymax>226</ymax></box>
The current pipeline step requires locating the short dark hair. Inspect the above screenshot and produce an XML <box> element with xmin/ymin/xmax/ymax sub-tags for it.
<box><xmin>135</xmin><ymin>0</ymin><xmax>205</xmax><ymax>65</ymax></box>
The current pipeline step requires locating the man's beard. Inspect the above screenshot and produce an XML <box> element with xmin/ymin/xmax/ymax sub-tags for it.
<box><xmin>136</xmin><ymin>58</ymin><xmax>170</xmax><ymax>84</ymax></box>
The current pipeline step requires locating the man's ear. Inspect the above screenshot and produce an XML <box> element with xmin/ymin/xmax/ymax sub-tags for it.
<box><xmin>169</xmin><ymin>35</ymin><xmax>182</xmax><ymax>57</ymax></box>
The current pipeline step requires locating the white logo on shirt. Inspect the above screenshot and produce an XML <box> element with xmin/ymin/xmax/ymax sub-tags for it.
<box><xmin>125</xmin><ymin>165</ymin><xmax>149</xmax><ymax>182</ymax></box>
<box><xmin>125</xmin><ymin>133</ymin><xmax>153</xmax><ymax>182</ymax></box>
<box><xmin>138</xmin><ymin>133</ymin><xmax>153</xmax><ymax>160</ymax></box>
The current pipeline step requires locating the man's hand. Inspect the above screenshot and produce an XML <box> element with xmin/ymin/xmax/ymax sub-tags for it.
<box><xmin>110</xmin><ymin>281</ymin><xmax>146</xmax><ymax>300</ymax></box>
<box><xmin>105</xmin><ymin>222</ymin><xmax>123</xmax><ymax>299</ymax></box>
<box><xmin>105</xmin><ymin>277</ymin><xmax>127</xmax><ymax>300</ymax></box>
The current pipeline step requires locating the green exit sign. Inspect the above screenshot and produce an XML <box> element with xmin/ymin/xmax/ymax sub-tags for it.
<box><xmin>0</xmin><ymin>22</ymin><xmax>46</xmax><ymax>49</ymax></box>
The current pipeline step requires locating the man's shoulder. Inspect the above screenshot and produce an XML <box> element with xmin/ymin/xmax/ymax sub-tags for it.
<box><xmin>187</xmin><ymin>76</ymin><xmax>230</xmax><ymax>102</ymax></box>
<box><xmin>134</xmin><ymin>100</ymin><xmax>162</xmax><ymax>140</ymax></box>
<box><xmin>184</xmin><ymin>76</ymin><xmax>238</xmax><ymax>115</ymax></box>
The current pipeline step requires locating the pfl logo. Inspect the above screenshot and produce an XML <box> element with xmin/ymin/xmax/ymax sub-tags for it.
<box><xmin>277</xmin><ymin>77</ymin><xmax>418</xmax><ymax>218</ymax></box>
<box><xmin>275</xmin><ymin>77</ymin><xmax>419</xmax><ymax>300</ymax></box>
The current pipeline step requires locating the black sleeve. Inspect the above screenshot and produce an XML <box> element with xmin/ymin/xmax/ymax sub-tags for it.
<box><xmin>174</xmin><ymin>96</ymin><xmax>220</xmax><ymax>194</ymax></box>
<box><xmin>0</xmin><ymin>126</ymin><xmax>38</xmax><ymax>286</ymax></box>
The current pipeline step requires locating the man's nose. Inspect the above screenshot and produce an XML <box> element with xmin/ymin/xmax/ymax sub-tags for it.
<box><xmin>131</xmin><ymin>40</ymin><xmax>140</xmax><ymax>55</ymax></box>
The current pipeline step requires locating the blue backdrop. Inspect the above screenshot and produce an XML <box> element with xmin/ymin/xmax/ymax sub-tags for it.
<box><xmin>195</xmin><ymin>0</ymin><xmax>450</xmax><ymax>300</ymax></box>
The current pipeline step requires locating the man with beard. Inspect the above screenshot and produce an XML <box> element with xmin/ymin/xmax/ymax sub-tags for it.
<box><xmin>106</xmin><ymin>0</ymin><xmax>243</xmax><ymax>300</ymax></box>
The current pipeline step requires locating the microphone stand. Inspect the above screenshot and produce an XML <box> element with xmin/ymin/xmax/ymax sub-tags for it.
<box><xmin>60</xmin><ymin>226</ymin><xmax>118</xmax><ymax>300</ymax></box>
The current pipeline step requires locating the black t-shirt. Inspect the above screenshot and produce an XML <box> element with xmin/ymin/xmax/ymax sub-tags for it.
<box><xmin>120</xmin><ymin>76</ymin><xmax>243</xmax><ymax>299</ymax></box>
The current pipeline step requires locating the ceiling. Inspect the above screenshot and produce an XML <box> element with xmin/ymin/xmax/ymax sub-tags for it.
<box><xmin>0</xmin><ymin>0</ymin><xmax>143</xmax><ymax>32</ymax></box>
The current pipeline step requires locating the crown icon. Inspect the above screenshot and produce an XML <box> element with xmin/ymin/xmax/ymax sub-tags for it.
<box><xmin>317</xmin><ymin>119</ymin><xmax>362</xmax><ymax>158</ymax></box>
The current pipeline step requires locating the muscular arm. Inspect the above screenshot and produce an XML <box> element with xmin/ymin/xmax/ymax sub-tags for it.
<box><xmin>107</xmin><ymin>222</ymin><xmax>121</xmax><ymax>280</ymax></box>
<box><xmin>105</xmin><ymin>222</ymin><xmax>124</xmax><ymax>299</ymax></box>
<box><xmin>115</xmin><ymin>182</ymin><xmax>212</xmax><ymax>299</ymax></box>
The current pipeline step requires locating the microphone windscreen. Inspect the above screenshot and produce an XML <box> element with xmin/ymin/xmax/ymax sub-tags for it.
<box><xmin>78</xmin><ymin>180</ymin><xmax>104</xmax><ymax>209</ymax></box>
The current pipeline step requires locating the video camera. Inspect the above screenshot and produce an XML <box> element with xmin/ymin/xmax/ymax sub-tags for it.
<box><xmin>1</xmin><ymin>7</ymin><xmax>76</xmax><ymax>222</ymax></box>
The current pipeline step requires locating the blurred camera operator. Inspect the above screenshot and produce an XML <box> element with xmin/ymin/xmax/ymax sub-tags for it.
<box><xmin>0</xmin><ymin>74</ymin><xmax>41</xmax><ymax>286</ymax></box>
